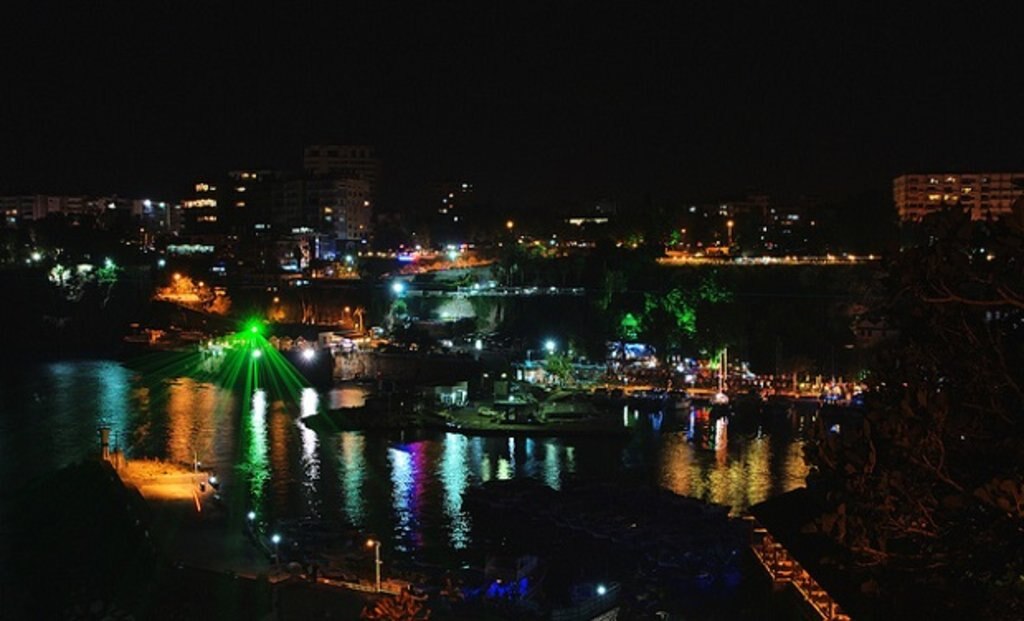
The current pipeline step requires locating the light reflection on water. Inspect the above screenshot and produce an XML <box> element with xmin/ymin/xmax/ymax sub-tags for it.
<box><xmin>243</xmin><ymin>389</ymin><xmax>270</xmax><ymax>506</ymax></box>
<box><xmin>298</xmin><ymin>388</ymin><xmax>321</xmax><ymax>515</ymax></box>
<box><xmin>441</xmin><ymin>433</ymin><xmax>472</xmax><ymax>549</ymax></box>
<box><xmin>1</xmin><ymin>362</ymin><xmax>812</xmax><ymax>553</ymax></box>
<box><xmin>339</xmin><ymin>432</ymin><xmax>367</xmax><ymax>526</ymax></box>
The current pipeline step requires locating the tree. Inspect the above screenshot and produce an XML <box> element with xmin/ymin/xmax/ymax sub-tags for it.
<box><xmin>617</xmin><ymin>312</ymin><xmax>642</xmax><ymax>341</ymax></box>
<box><xmin>804</xmin><ymin>210</ymin><xmax>1024</xmax><ymax>618</ymax></box>
<box><xmin>206</xmin><ymin>293</ymin><xmax>232</xmax><ymax>316</ymax></box>
<box><xmin>353</xmin><ymin>306</ymin><xmax>366</xmax><ymax>333</ymax></box>
<box><xmin>545</xmin><ymin>351</ymin><xmax>574</xmax><ymax>385</ymax></box>
<box><xmin>639</xmin><ymin>274</ymin><xmax>732</xmax><ymax>354</ymax></box>
<box><xmin>361</xmin><ymin>590</ymin><xmax>431</xmax><ymax>621</ymax></box>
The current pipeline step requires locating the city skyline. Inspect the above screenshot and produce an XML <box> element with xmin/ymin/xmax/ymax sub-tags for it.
<box><xmin>4</xmin><ymin>5</ymin><xmax>1024</xmax><ymax>211</ymax></box>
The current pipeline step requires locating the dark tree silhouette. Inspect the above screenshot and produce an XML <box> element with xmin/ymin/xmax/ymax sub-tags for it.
<box><xmin>805</xmin><ymin>208</ymin><xmax>1024</xmax><ymax>618</ymax></box>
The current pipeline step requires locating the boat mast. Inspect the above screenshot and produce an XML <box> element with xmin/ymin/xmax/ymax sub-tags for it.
<box><xmin>718</xmin><ymin>347</ymin><xmax>728</xmax><ymax>393</ymax></box>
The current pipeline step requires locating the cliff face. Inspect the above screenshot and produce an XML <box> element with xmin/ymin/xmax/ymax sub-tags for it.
<box><xmin>0</xmin><ymin>267</ymin><xmax>151</xmax><ymax>359</ymax></box>
<box><xmin>1</xmin><ymin>460</ymin><xmax>157</xmax><ymax>618</ymax></box>
<box><xmin>1</xmin><ymin>459</ymin><xmax>273</xmax><ymax>620</ymax></box>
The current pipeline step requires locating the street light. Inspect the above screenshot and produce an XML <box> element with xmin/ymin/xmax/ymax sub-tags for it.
<box><xmin>271</xmin><ymin>533</ymin><xmax>281</xmax><ymax>565</ymax></box>
<box><xmin>391</xmin><ymin>280</ymin><xmax>406</xmax><ymax>295</ymax></box>
<box><xmin>726</xmin><ymin>220</ymin><xmax>735</xmax><ymax>246</ymax></box>
<box><xmin>301</xmin><ymin>348</ymin><xmax>315</xmax><ymax>362</ymax></box>
<box><xmin>247</xmin><ymin>510</ymin><xmax>256</xmax><ymax>522</ymax></box>
<box><xmin>597</xmin><ymin>584</ymin><xmax>607</xmax><ymax>596</ymax></box>
<box><xmin>366</xmin><ymin>539</ymin><xmax>382</xmax><ymax>592</ymax></box>
<box><xmin>544</xmin><ymin>339</ymin><xmax>557</xmax><ymax>354</ymax></box>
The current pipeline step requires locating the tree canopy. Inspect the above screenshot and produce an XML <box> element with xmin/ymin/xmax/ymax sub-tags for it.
<box><xmin>805</xmin><ymin>209</ymin><xmax>1024</xmax><ymax>618</ymax></box>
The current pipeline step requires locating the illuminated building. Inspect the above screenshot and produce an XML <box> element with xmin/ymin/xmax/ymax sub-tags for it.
<box><xmin>306</xmin><ymin>177</ymin><xmax>372</xmax><ymax>248</ymax></box>
<box><xmin>303</xmin><ymin>145</ymin><xmax>380</xmax><ymax>250</ymax></box>
<box><xmin>224</xmin><ymin>170</ymin><xmax>276</xmax><ymax>234</ymax></box>
<box><xmin>894</xmin><ymin>172</ymin><xmax>1024</xmax><ymax>221</ymax></box>
<box><xmin>179</xmin><ymin>180</ymin><xmax>220</xmax><ymax>234</ymax></box>
<box><xmin>429</xmin><ymin>180</ymin><xmax>476</xmax><ymax>245</ymax></box>
<box><xmin>131</xmin><ymin>198</ymin><xmax>176</xmax><ymax>234</ymax></box>
<box><xmin>0</xmin><ymin>194</ymin><xmax>173</xmax><ymax>235</ymax></box>
<box><xmin>0</xmin><ymin>194</ymin><xmax>111</xmax><ymax>226</ymax></box>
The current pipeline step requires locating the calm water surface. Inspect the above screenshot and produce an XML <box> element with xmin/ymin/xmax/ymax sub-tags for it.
<box><xmin>0</xmin><ymin>361</ymin><xmax>809</xmax><ymax>556</ymax></box>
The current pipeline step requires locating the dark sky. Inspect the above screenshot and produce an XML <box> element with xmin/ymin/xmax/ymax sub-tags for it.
<box><xmin>3</xmin><ymin>3</ymin><xmax>1024</xmax><ymax>212</ymax></box>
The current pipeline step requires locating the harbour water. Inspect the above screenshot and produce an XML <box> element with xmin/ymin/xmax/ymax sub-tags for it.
<box><xmin>0</xmin><ymin>360</ymin><xmax>810</xmax><ymax>559</ymax></box>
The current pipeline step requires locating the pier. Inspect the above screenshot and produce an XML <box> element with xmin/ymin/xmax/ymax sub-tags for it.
<box><xmin>749</xmin><ymin>520</ymin><xmax>852</xmax><ymax>621</ymax></box>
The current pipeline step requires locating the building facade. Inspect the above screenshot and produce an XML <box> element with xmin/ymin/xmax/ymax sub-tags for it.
<box><xmin>0</xmin><ymin>194</ymin><xmax>142</xmax><ymax>228</ymax></box>
<box><xmin>303</xmin><ymin>145</ymin><xmax>380</xmax><ymax>195</ymax></box>
<box><xmin>305</xmin><ymin>177</ymin><xmax>372</xmax><ymax>250</ymax></box>
<box><xmin>894</xmin><ymin>173</ymin><xmax>1024</xmax><ymax>221</ymax></box>
<box><xmin>302</xmin><ymin>145</ymin><xmax>379</xmax><ymax>248</ymax></box>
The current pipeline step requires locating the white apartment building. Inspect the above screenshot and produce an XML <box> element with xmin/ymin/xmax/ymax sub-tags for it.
<box><xmin>893</xmin><ymin>172</ymin><xmax>1024</xmax><ymax>221</ymax></box>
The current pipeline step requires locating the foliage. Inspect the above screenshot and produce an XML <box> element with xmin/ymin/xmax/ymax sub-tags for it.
<box><xmin>206</xmin><ymin>293</ymin><xmax>232</xmax><ymax>315</ymax></box>
<box><xmin>804</xmin><ymin>209</ymin><xmax>1024</xmax><ymax>618</ymax></box>
<box><xmin>96</xmin><ymin>259</ymin><xmax>119</xmax><ymax>285</ymax></box>
<box><xmin>617</xmin><ymin>312</ymin><xmax>642</xmax><ymax>341</ymax></box>
<box><xmin>644</xmin><ymin>288</ymin><xmax>697</xmax><ymax>340</ymax></box>
<box><xmin>596</xmin><ymin>269</ymin><xmax>628</xmax><ymax>311</ymax></box>
<box><xmin>545</xmin><ymin>351</ymin><xmax>574</xmax><ymax>385</ymax></box>
<box><xmin>389</xmin><ymin>299</ymin><xmax>409</xmax><ymax>321</ymax></box>
<box><xmin>361</xmin><ymin>590</ymin><xmax>431</xmax><ymax>621</ymax></box>
<box><xmin>638</xmin><ymin>273</ymin><xmax>733</xmax><ymax>352</ymax></box>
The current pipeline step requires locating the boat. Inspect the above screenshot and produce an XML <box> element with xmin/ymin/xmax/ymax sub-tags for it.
<box><xmin>669</xmin><ymin>389</ymin><xmax>692</xmax><ymax>411</ymax></box>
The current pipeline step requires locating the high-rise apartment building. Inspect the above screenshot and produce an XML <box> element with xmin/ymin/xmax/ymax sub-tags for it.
<box><xmin>305</xmin><ymin>177</ymin><xmax>372</xmax><ymax>250</ymax></box>
<box><xmin>303</xmin><ymin>145</ymin><xmax>380</xmax><ymax>194</ymax></box>
<box><xmin>223</xmin><ymin>170</ymin><xmax>277</xmax><ymax>236</ymax></box>
<box><xmin>179</xmin><ymin>180</ymin><xmax>220</xmax><ymax>234</ymax></box>
<box><xmin>893</xmin><ymin>173</ymin><xmax>1024</xmax><ymax>221</ymax></box>
<box><xmin>303</xmin><ymin>145</ymin><xmax>380</xmax><ymax>246</ymax></box>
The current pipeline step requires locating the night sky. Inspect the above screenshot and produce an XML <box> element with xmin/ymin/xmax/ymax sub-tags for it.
<box><xmin>3</xmin><ymin>4</ymin><xmax>1024</xmax><ymax>212</ymax></box>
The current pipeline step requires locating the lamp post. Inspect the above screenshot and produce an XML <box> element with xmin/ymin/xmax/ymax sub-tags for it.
<box><xmin>726</xmin><ymin>220</ymin><xmax>735</xmax><ymax>246</ymax></box>
<box><xmin>271</xmin><ymin>533</ymin><xmax>281</xmax><ymax>566</ymax></box>
<box><xmin>366</xmin><ymin>539</ymin><xmax>382</xmax><ymax>592</ymax></box>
